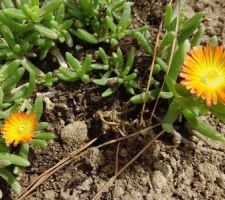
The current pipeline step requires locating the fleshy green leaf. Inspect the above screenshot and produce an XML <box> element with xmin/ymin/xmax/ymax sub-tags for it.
<box><xmin>33</xmin><ymin>96</ymin><xmax>43</xmax><ymax>120</ymax></box>
<box><xmin>0</xmin><ymin>153</ymin><xmax>30</xmax><ymax>167</ymax></box>
<box><xmin>0</xmin><ymin>169</ymin><xmax>21</xmax><ymax>194</ymax></box>
<box><xmin>35</xmin><ymin>132</ymin><xmax>55</xmax><ymax>140</ymax></box>
<box><xmin>162</xmin><ymin>100</ymin><xmax>180</xmax><ymax>133</ymax></box>
<box><xmin>30</xmin><ymin>139</ymin><xmax>47</xmax><ymax>147</ymax></box>
<box><xmin>72</xmin><ymin>28</ymin><xmax>98</xmax><ymax>44</ymax></box>
<box><xmin>183</xmin><ymin>108</ymin><xmax>225</xmax><ymax>141</ymax></box>
<box><xmin>130</xmin><ymin>90</ymin><xmax>158</xmax><ymax>104</ymax></box>
<box><xmin>34</xmin><ymin>24</ymin><xmax>58</xmax><ymax>40</ymax></box>
<box><xmin>167</xmin><ymin>40</ymin><xmax>190</xmax><ymax>82</ymax></box>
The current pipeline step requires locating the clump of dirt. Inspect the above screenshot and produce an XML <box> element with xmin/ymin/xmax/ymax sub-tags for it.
<box><xmin>191</xmin><ymin>0</ymin><xmax>225</xmax><ymax>43</ymax></box>
<box><xmin>2</xmin><ymin>1</ymin><xmax>225</xmax><ymax>200</ymax></box>
<box><xmin>61</xmin><ymin>121</ymin><xmax>88</xmax><ymax>148</ymax></box>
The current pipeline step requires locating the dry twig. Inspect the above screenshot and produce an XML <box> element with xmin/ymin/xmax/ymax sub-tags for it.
<box><xmin>140</xmin><ymin>21</ymin><xmax>163</xmax><ymax>125</ymax></box>
<box><xmin>115</xmin><ymin>142</ymin><xmax>121</xmax><ymax>174</ymax></box>
<box><xmin>96</xmin><ymin>123</ymin><xmax>160</xmax><ymax>149</ymax></box>
<box><xmin>150</xmin><ymin>0</ymin><xmax>181</xmax><ymax>121</ymax></box>
<box><xmin>92</xmin><ymin>130</ymin><xmax>165</xmax><ymax>200</ymax></box>
<box><xmin>16</xmin><ymin>138</ymin><xmax>98</xmax><ymax>200</ymax></box>
<box><xmin>16</xmin><ymin>123</ymin><xmax>160</xmax><ymax>200</ymax></box>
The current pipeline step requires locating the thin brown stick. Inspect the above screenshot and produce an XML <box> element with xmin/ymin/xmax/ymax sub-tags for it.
<box><xmin>150</xmin><ymin>0</ymin><xmax>181</xmax><ymax>122</ymax></box>
<box><xmin>17</xmin><ymin>123</ymin><xmax>160</xmax><ymax>200</ymax></box>
<box><xmin>16</xmin><ymin>138</ymin><xmax>98</xmax><ymax>200</ymax></box>
<box><xmin>92</xmin><ymin>130</ymin><xmax>165</xmax><ymax>200</ymax></box>
<box><xmin>140</xmin><ymin>21</ymin><xmax>163</xmax><ymax>125</ymax></box>
<box><xmin>115</xmin><ymin>142</ymin><xmax>120</xmax><ymax>175</ymax></box>
<box><xmin>96</xmin><ymin>123</ymin><xmax>160</xmax><ymax>149</ymax></box>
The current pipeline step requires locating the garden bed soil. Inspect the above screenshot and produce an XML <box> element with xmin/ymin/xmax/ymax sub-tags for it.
<box><xmin>3</xmin><ymin>0</ymin><xmax>225</xmax><ymax>199</ymax></box>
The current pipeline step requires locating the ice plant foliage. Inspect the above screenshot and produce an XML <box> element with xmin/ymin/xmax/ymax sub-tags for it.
<box><xmin>143</xmin><ymin>2</ymin><xmax>225</xmax><ymax>142</ymax></box>
<box><xmin>0</xmin><ymin>0</ymin><xmax>224</xmax><ymax>198</ymax></box>
<box><xmin>1</xmin><ymin>112</ymin><xmax>37</xmax><ymax>146</ymax></box>
<box><xmin>161</xmin><ymin>41</ymin><xmax>225</xmax><ymax>141</ymax></box>
<box><xmin>180</xmin><ymin>44</ymin><xmax>225</xmax><ymax>106</ymax></box>
<box><xmin>0</xmin><ymin>97</ymin><xmax>55</xmax><ymax>196</ymax></box>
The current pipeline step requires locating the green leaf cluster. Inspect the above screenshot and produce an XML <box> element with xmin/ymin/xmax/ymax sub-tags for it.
<box><xmin>68</xmin><ymin>0</ymin><xmax>146</xmax><ymax>46</ymax></box>
<box><xmin>0</xmin><ymin>1</ymin><xmax>150</xmax><ymax>195</ymax></box>
<box><xmin>161</xmin><ymin>4</ymin><xmax>224</xmax><ymax>141</ymax></box>
<box><xmin>0</xmin><ymin>0</ymin><xmax>72</xmax><ymax>60</ymax></box>
<box><xmin>93</xmin><ymin>47</ymin><xmax>137</xmax><ymax>97</ymax></box>
<box><xmin>130</xmin><ymin>2</ymin><xmax>225</xmax><ymax>141</ymax></box>
<box><xmin>0</xmin><ymin>95</ymin><xmax>55</xmax><ymax>196</ymax></box>
<box><xmin>0</xmin><ymin>0</ymin><xmax>223</xmax><ymax>196</ymax></box>
<box><xmin>58</xmin><ymin>46</ymin><xmax>138</xmax><ymax>97</ymax></box>
<box><xmin>0</xmin><ymin>0</ymin><xmax>149</xmax><ymax>92</ymax></box>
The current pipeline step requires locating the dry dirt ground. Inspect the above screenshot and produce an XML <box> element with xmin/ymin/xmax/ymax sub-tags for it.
<box><xmin>3</xmin><ymin>0</ymin><xmax>225</xmax><ymax>200</ymax></box>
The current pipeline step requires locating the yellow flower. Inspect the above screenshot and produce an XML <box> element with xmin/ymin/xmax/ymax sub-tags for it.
<box><xmin>1</xmin><ymin>112</ymin><xmax>38</xmax><ymax>146</ymax></box>
<box><xmin>180</xmin><ymin>44</ymin><xmax>225</xmax><ymax>106</ymax></box>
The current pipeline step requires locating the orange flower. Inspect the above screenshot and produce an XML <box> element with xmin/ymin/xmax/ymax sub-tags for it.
<box><xmin>180</xmin><ymin>44</ymin><xmax>225</xmax><ymax>106</ymax></box>
<box><xmin>1</xmin><ymin>112</ymin><xmax>38</xmax><ymax>146</ymax></box>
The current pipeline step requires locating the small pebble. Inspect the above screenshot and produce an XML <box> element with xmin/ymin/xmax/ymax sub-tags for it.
<box><xmin>151</xmin><ymin>171</ymin><xmax>167</xmax><ymax>193</ymax></box>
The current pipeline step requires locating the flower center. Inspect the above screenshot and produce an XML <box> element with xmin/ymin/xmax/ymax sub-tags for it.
<box><xmin>18</xmin><ymin>124</ymin><xmax>29</xmax><ymax>134</ymax></box>
<box><xmin>201</xmin><ymin>68</ymin><xmax>223</xmax><ymax>88</ymax></box>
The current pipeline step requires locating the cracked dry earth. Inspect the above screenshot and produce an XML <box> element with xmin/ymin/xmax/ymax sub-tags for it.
<box><xmin>3</xmin><ymin>0</ymin><xmax>225</xmax><ymax>200</ymax></box>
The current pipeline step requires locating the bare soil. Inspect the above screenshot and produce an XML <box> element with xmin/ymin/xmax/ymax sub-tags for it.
<box><xmin>2</xmin><ymin>0</ymin><xmax>225</xmax><ymax>200</ymax></box>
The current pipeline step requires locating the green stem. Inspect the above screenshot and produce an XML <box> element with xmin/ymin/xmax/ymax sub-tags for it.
<box><xmin>162</xmin><ymin>99</ymin><xmax>181</xmax><ymax>133</ymax></box>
